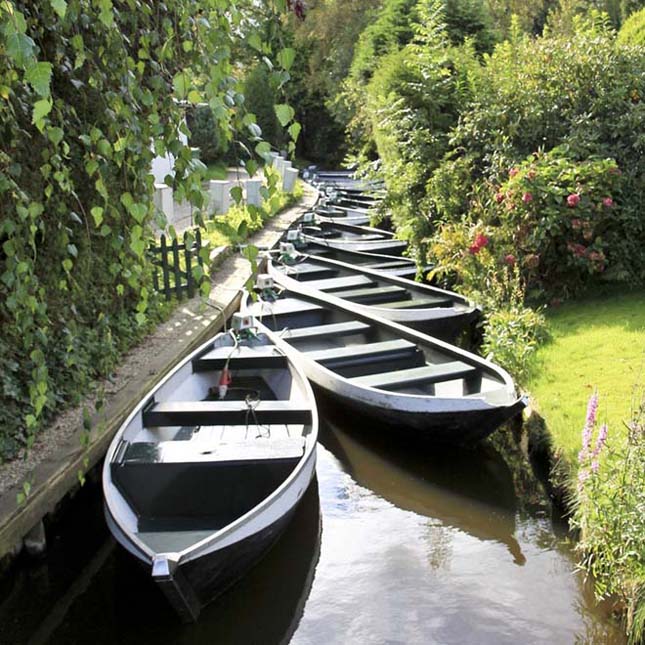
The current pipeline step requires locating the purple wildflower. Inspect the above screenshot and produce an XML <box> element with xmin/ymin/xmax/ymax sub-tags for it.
<box><xmin>592</xmin><ymin>423</ymin><xmax>608</xmax><ymax>458</ymax></box>
<box><xmin>577</xmin><ymin>468</ymin><xmax>590</xmax><ymax>491</ymax></box>
<box><xmin>591</xmin><ymin>460</ymin><xmax>599</xmax><ymax>474</ymax></box>
<box><xmin>579</xmin><ymin>392</ymin><xmax>599</xmax><ymax>464</ymax></box>
<box><xmin>585</xmin><ymin>392</ymin><xmax>599</xmax><ymax>433</ymax></box>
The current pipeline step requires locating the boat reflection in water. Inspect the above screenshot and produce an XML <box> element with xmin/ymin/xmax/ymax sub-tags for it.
<box><xmin>318</xmin><ymin>414</ymin><xmax>527</xmax><ymax>566</ymax></box>
<box><xmin>40</xmin><ymin>480</ymin><xmax>322</xmax><ymax>645</ymax></box>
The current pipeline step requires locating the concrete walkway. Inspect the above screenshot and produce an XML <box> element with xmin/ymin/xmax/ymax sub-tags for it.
<box><xmin>0</xmin><ymin>184</ymin><xmax>317</xmax><ymax>562</ymax></box>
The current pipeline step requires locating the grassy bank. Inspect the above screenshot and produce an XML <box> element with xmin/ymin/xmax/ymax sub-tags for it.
<box><xmin>528</xmin><ymin>290</ymin><xmax>645</xmax><ymax>466</ymax></box>
<box><xmin>526</xmin><ymin>288</ymin><xmax>645</xmax><ymax>642</ymax></box>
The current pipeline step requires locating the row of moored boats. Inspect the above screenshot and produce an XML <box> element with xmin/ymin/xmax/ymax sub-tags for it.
<box><xmin>102</xmin><ymin>167</ymin><xmax>527</xmax><ymax>621</ymax></box>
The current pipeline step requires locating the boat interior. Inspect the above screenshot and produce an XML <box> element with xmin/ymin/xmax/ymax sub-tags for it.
<box><xmin>301</xmin><ymin>222</ymin><xmax>392</xmax><ymax>242</ymax></box>
<box><xmin>248</xmin><ymin>293</ymin><xmax>505</xmax><ymax>400</ymax></box>
<box><xmin>109</xmin><ymin>334</ymin><xmax>313</xmax><ymax>553</ymax></box>
<box><xmin>272</xmin><ymin>256</ymin><xmax>461</xmax><ymax>313</ymax></box>
<box><xmin>304</xmin><ymin>244</ymin><xmax>419</xmax><ymax>278</ymax></box>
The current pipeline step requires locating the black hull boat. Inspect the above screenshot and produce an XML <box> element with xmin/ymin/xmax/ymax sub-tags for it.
<box><xmin>297</xmin><ymin>220</ymin><xmax>407</xmax><ymax>256</ymax></box>
<box><xmin>243</xmin><ymin>285</ymin><xmax>526</xmax><ymax>445</ymax></box>
<box><xmin>292</xmin><ymin>240</ymin><xmax>426</xmax><ymax>279</ymax></box>
<box><xmin>267</xmin><ymin>251</ymin><xmax>478</xmax><ymax>341</ymax></box>
<box><xmin>103</xmin><ymin>326</ymin><xmax>318</xmax><ymax>621</ymax></box>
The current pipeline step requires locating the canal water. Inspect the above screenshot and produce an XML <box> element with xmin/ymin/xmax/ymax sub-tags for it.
<box><xmin>1</xmin><ymin>409</ymin><xmax>624</xmax><ymax>644</ymax></box>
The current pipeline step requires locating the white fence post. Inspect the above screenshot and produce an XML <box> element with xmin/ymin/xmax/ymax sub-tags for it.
<box><xmin>283</xmin><ymin>167</ymin><xmax>299</xmax><ymax>193</ymax></box>
<box><xmin>209</xmin><ymin>180</ymin><xmax>232</xmax><ymax>214</ymax></box>
<box><xmin>246</xmin><ymin>179</ymin><xmax>263</xmax><ymax>207</ymax></box>
<box><xmin>153</xmin><ymin>183</ymin><xmax>175</xmax><ymax>223</ymax></box>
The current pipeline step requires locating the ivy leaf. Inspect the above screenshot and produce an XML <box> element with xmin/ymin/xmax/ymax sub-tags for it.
<box><xmin>47</xmin><ymin>127</ymin><xmax>64</xmax><ymax>145</ymax></box>
<box><xmin>248</xmin><ymin>33</ymin><xmax>262</xmax><ymax>52</ymax></box>
<box><xmin>274</xmin><ymin>103</ymin><xmax>295</xmax><ymax>127</ymax></box>
<box><xmin>50</xmin><ymin>0</ymin><xmax>67</xmax><ymax>19</ymax></box>
<box><xmin>98</xmin><ymin>0</ymin><xmax>114</xmax><ymax>27</ymax></box>
<box><xmin>91</xmin><ymin>206</ymin><xmax>104</xmax><ymax>227</ymax></box>
<box><xmin>288</xmin><ymin>122</ymin><xmax>302</xmax><ymax>142</ymax></box>
<box><xmin>277</xmin><ymin>48</ymin><xmax>296</xmax><ymax>72</ymax></box>
<box><xmin>255</xmin><ymin>141</ymin><xmax>271</xmax><ymax>158</ymax></box>
<box><xmin>32</xmin><ymin>98</ymin><xmax>52</xmax><ymax>126</ymax></box>
<box><xmin>172</xmin><ymin>72</ymin><xmax>188</xmax><ymax>100</ymax></box>
<box><xmin>230</xmin><ymin>185</ymin><xmax>243</xmax><ymax>204</ymax></box>
<box><xmin>245</xmin><ymin>159</ymin><xmax>258</xmax><ymax>177</ymax></box>
<box><xmin>5</xmin><ymin>30</ymin><xmax>36</xmax><ymax>69</ymax></box>
<box><xmin>25</xmin><ymin>62</ymin><xmax>53</xmax><ymax>97</ymax></box>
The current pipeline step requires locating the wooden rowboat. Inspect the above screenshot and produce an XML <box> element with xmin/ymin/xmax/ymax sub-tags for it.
<box><xmin>266</xmin><ymin>251</ymin><xmax>478</xmax><ymax>340</ymax></box>
<box><xmin>288</xmin><ymin>239</ymin><xmax>424</xmax><ymax>279</ymax></box>
<box><xmin>103</xmin><ymin>327</ymin><xmax>318</xmax><ymax>622</ymax></box>
<box><xmin>297</xmin><ymin>220</ymin><xmax>407</xmax><ymax>256</ymax></box>
<box><xmin>243</xmin><ymin>286</ymin><xmax>526</xmax><ymax>445</ymax></box>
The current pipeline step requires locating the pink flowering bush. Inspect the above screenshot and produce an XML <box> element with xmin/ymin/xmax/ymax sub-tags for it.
<box><xmin>573</xmin><ymin>392</ymin><xmax>645</xmax><ymax>643</ymax></box>
<box><xmin>486</xmin><ymin>147</ymin><xmax>623</xmax><ymax>297</ymax></box>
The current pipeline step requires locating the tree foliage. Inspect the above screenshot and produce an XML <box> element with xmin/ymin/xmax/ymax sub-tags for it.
<box><xmin>0</xmin><ymin>0</ymin><xmax>298</xmax><ymax>459</ymax></box>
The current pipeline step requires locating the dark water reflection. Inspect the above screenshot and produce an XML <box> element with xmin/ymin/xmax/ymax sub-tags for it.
<box><xmin>0</xmin><ymin>413</ymin><xmax>624</xmax><ymax>644</ymax></box>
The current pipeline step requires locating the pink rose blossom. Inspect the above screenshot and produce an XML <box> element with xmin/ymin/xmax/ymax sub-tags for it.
<box><xmin>509</xmin><ymin>167</ymin><xmax>519</xmax><ymax>178</ymax></box>
<box><xmin>567</xmin><ymin>193</ymin><xmax>580</xmax><ymax>208</ymax></box>
<box><xmin>522</xmin><ymin>192</ymin><xmax>533</xmax><ymax>204</ymax></box>
<box><xmin>495</xmin><ymin>192</ymin><xmax>504</xmax><ymax>204</ymax></box>
<box><xmin>602</xmin><ymin>197</ymin><xmax>613</xmax><ymax>207</ymax></box>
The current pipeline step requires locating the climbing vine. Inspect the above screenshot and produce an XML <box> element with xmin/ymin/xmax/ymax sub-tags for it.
<box><xmin>0</xmin><ymin>0</ymin><xmax>300</xmax><ymax>459</ymax></box>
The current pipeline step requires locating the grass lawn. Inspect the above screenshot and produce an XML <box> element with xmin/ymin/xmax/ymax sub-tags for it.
<box><xmin>527</xmin><ymin>288</ymin><xmax>645</xmax><ymax>467</ymax></box>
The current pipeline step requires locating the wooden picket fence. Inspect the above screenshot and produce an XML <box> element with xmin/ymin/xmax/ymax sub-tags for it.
<box><xmin>150</xmin><ymin>229</ymin><xmax>205</xmax><ymax>301</ymax></box>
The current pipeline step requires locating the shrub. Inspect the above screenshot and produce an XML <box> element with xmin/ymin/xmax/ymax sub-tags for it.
<box><xmin>617</xmin><ymin>6</ymin><xmax>645</xmax><ymax>45</ymax></box>
<box><xmin>186</xmin><ymin>106</ymin><xmax>230</xmax><ymax>165</ymax></box>
<box><xmin>573</xmin><ymin>392</ymin><xmax>645</xmax><ymax>644</ymax></box>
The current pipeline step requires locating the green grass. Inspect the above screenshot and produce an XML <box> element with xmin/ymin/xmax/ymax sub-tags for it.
<box><xmin>527</xmin><ymin>289</ymin><xmax>645</xmax><ymax>466</ymax></box>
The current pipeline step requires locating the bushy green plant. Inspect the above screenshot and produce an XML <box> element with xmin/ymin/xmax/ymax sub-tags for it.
<box><xmin>187</xmin><ymin>106</ymin><xmax>230</xmax><ymax>165</ymax></box>
<box><xmin>617</xmin><ymin>6</ymin><xmax>645</xmax><ymax>44</ymax></box>
<box><xmin>573</xmin><ymin>392</ymin><xmax>645</xmax><ymax>644</ymax></box>
<box><xmin>428</xmin><ymin>221</ymin><xmax>547</xmax><ymax>381</ymax></box>
<box><xmin>491</xmin><ymin>149</ymin><xmax>626</xmax><ymax>295</ymax></box>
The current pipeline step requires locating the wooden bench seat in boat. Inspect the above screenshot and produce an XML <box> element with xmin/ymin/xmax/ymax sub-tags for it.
<box><xmin>378</xmin><ymin>296</ymin><xmax>453</xmax><ymax>309</ymax></box>
<box><xmin>303</xmin><ymin>275</ymin><xmax>376</xmax><ymax>291</ymax></box>
<box><xmin>193</xmin><ymin>346</ymin><xmax>288</xmax><ymax>371</ymax></box>
<box><xmin>304</xmin><ymin>339</ymin><xmax>418</xmax><ymax>369</ymax></box>
<box><xmin>143</xmin><ymin>400</ymin><xmax>312</xmax><ymax>427</ymax></box>
<box><xmin>284</xmin><ymin>320</ymin><xmax>372</xmax><ymax>341</ymax></box>
<box><xmin>331</xmin><ymin>285</ymin><xmax>408</xmax><ymax>304</ymax></box>
<box><xmin>287</xmin><ymin>262</ymin><xmax>339</xmax><ymax>280</ymax></box>
<box><xmin>349</xmin><ymin>361</ymin><xmax>477</xmax><ymax>389</ymax></box>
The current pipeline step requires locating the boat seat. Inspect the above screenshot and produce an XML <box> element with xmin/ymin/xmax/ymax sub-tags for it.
<box><xmin>304</xmin><ymin>339</ymin><xmax>418</xmax><ymax>369</ymax></box>
<box><xmin>378</xmin><ymin>296</ymin><xmax>452</xmax><ymax>310</ymax></box>
<box><xmin>303</xmin><ymin>275</ymin><xmax>376</xmax><ymax>291</ymax></box>
<box><xmin>248</xmin><ymin>297</ymin><xmax>323</xmax><ymax>317</ymax></box>
<box><xmin>350</xmin><ymin>361</ymin><xmax>477</xmax><ymax>389</ymax></box>
<box><xmin>284</xmin><ymin>320</ymin><xmax>372</xmax><ymax>341</ymax></box>
<box><xmin>287</xmin><ymin>262</ymin><xmax>339</xmax><ymax>281</ymax></box>
<box><xmin>193</xmin><ymin>346</ymin><xmax>288</xmax><ymax>371</ymax></box>
<box><xmin>143</xmin><ymin>400</ymin><xmax>312</xmax><ymax>427</ymax></box>
<box><xmin>331</xmin><ymin>285</ymin><xmax>409</xmax><ymax>304</ymax></box>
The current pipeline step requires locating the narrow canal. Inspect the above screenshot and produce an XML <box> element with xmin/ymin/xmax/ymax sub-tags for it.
<box><xmin>1</xmin><ymin>407</ymin><xmax>624</xmax><ymax>644</ymax></box>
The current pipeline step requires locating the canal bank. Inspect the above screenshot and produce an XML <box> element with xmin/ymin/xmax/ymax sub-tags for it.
<box><xmin>0</xmin><ymin>184</ymin><xmax>317</xmax><ymax>566</ymax></box>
